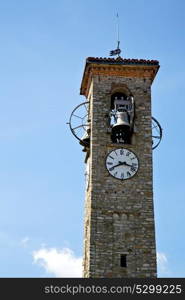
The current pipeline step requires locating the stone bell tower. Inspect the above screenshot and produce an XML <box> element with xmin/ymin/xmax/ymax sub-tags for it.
<box><xmin>69</xmin><ymin>55</ymin><xmax>161</xmax><ymax>278</ymax></box>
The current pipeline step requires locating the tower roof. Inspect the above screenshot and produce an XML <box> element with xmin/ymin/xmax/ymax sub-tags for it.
<box><xmin>80</xmin><ymin>56</ymin><xmax>160</xmax><ymax>96</ymax></box>
<box><xmin>85</xmin><ymin>56</ymin><xmax>159</xmax><ymax>65</ymax></box>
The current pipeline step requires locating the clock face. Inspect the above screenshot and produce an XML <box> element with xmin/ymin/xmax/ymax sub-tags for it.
<box><xmin>106</xmin><ymin>148</ymin><xmax>139</xmax><ymax>180</ymax></box>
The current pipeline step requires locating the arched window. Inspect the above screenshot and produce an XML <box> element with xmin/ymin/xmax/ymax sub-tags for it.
<box><xmin>110</xmin><ymin>92</ymin><xmax>134</xmax><ymax>144</ymax></box>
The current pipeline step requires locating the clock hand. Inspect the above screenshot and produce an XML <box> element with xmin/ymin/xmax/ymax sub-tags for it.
<box><xmin>110</xmin><ymin>161</ymin><xmax>135</xmax><ymax>170</ymax></box>
<box><xmin>111</xmin><ymin>162</ymin><xmax>124</xmax><ymax>169</ymax></box>
<box><xmin>117</xmin><ymin>161</ymin><xmax>136</xmax><ymax>168</ymax></box>
<box><xmin>118</xmin><ymin>161</ymin><xmax>133</xmax><ymax>167</ymax></box>
<box><xmin>122</xmin><ymin>162</ymin><xmax>133</xmax><ymax>167</ymax></box>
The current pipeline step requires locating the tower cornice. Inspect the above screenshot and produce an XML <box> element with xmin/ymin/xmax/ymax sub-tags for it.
<box><xmin>80</xmin><ymin>57</ymin><xmax>160</xmax><ymax>97</ymax></box>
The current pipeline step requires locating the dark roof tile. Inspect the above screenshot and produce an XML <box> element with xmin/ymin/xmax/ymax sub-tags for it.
<box><xmin>86</xmin><ymin>56</ymin><xmax>159</xmax><ymax>66</ymax></box>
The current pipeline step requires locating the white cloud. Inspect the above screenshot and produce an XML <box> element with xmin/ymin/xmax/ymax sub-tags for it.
<box><xmin>157</xmin><ymin>252</ymin><xmax>169</xmax><ymax>276</ymax></box>
<box><xmin>33</xmin><ymin>247</ymin><xmax>82</xmax><ymax>277</ymax></box>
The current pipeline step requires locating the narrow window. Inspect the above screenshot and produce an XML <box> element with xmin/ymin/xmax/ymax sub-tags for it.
<box><xmin>120</xmin><ymin>254</ymin><xmax>127</xmax><ymax>267</ymax></box>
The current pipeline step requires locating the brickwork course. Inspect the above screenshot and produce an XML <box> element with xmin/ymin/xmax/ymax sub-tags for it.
<box><xmin>80</xmin><ymin>57</ymin><xmax>160</xmax><ymax>278</ymax></box>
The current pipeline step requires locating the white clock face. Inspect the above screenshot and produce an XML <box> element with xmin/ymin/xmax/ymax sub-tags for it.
<box><xmin>106</xmin><ymin>148</ymin><xmax>139</xmax><ymax>180</ymax></box>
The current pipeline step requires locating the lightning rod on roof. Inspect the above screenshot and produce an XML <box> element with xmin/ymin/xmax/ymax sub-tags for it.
<box><xmin>109</xmin><ymin>13</ymin><xmax>121</xmax><ymax>57</ymax></box>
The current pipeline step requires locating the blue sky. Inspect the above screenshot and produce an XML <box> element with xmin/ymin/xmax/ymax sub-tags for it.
<box><xmin>0</xmin><ymin>0</ymin><xmax>184</xmax><ymax>277</ymax></box>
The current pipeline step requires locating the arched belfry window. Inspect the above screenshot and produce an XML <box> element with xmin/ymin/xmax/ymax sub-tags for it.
<box><xmin>110</xmin><ymin>92</ymin><xmax>134</xmax><ymax>144</ymax></box>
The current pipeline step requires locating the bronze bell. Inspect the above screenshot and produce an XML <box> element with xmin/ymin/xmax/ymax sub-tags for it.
<box><xmin>111</xmin><ymin>111</ymin><xmax>131</xmax><ymax>144</ymax></box>
<box><xmin>112</xmin><ymin>111</ymin><xmax>130</xmax><ymax>128</ymax></box>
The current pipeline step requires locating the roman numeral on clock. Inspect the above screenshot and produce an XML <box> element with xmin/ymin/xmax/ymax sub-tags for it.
<box><xmin>130</xmin><ymin>166</ymin><xmax>136</xmax><ymax>172</ymax></box>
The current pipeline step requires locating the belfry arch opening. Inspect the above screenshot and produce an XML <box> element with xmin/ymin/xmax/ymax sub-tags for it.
<box><xmin>110</xmin><ymin>91</ymin><xmax>134</xmax><ymax>144</ymax></box>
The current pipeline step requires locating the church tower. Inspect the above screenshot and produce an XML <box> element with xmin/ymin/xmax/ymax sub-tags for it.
<box><xmin>69</xmin><ymin>55</ymin><xmax>161</xmax><ymax>277</ymax></box>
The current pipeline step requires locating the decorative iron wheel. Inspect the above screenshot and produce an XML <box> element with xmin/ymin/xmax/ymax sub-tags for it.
<box><xmin>68</xmin><ymin>101</ymin><xmax>90</xmax><ymax>145</ymax></box>
<box><xmin>152</xmin><ymin>117</ymin><xmax>162</xmax><ymax>150</ymax></box>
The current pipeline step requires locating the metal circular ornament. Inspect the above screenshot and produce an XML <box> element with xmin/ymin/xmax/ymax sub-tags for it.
<box><xmin>69</xmin><ymin>101</ymin><xmax>90</xmax><ymax>145</ymax></box>
<box><xmin>152</xmin><ymin>117</ymin><xmax>162</xmax><ymax>150</ymax></box>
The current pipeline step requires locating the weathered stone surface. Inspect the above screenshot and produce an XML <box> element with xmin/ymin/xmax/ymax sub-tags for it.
<box><xmin>82</xmin><ymin>60</ymin><xmax>159</xmax><ymax>278</ymax></box>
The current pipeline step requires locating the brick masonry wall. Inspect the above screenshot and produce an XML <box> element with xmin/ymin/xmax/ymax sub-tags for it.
<box><xmin>83</xmin><ymin>72</ymin><xmax>157</xmax><ymax>278</ymax></box>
